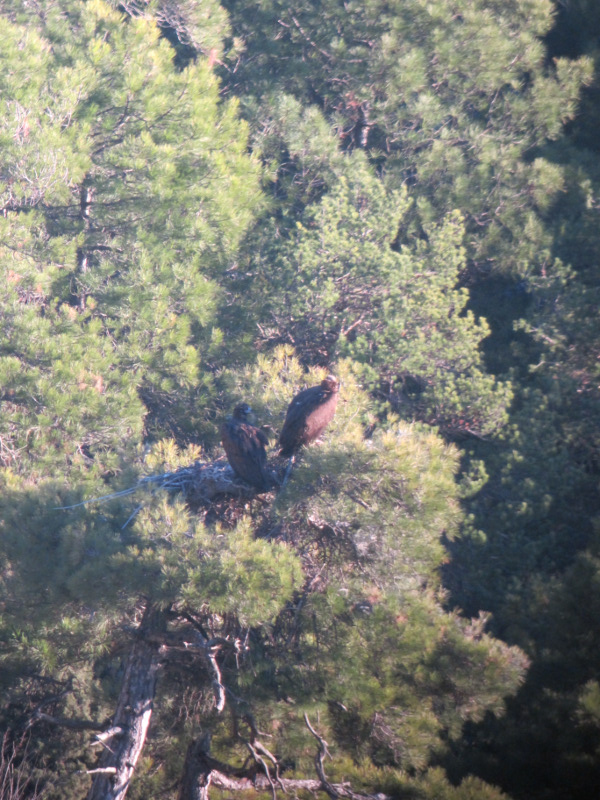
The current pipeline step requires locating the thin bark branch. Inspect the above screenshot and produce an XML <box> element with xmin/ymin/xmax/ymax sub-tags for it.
<box><xmin>304</xmin><ymin>714</ymin><xmax>338</xmax><ymax>800</ymax></box>
<box><xmin>178</xmin><ymin>732</ymin><xmax>392</xmax><ymax>800</ymax></box>
<box><xmin>288</xmin><ymin>15</ymin><xmax>333</xmax><ymax>60</ymax></box>
<box><xmin>158</xmin><ymin>630</ymin><xmax>228</xmax><ymax>713</ymax></box>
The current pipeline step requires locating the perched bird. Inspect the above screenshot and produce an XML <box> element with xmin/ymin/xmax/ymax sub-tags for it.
<box><xmin>221</xmin><ymin>403</ymin><xmax>271</xmax><ymax>492</ymax></box>
<box><xmin>279</xmin><ymin>375</ymin><xmax>340</xmax><ymax>457</ymax></box>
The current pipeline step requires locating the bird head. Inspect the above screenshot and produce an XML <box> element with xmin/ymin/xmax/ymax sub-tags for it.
<box><xmin>321</xmin><ymin>375</ymin><xmax>340</xmax><ymax>393</ymax></box>
<box><xmin>232</xmin><ymin>403</ymin><xmax>255</xmax><ymax>423</ymax></box>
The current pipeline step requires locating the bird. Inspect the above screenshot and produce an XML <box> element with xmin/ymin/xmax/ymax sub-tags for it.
<box><xmin>279</xmin><ymin>375</ymin><xmax>340</xmax><ymax>457</ymax></box>
<box><xmin>221</xmin><ymin>403</ymin><xmax>271</xmax><ymax>492</ymax></box>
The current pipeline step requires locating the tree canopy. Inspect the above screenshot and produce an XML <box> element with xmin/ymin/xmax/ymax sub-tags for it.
<box><xmin>1</xmin><ymin>2</ymin><xmax>599</xmax><ymax>800</ymax></box>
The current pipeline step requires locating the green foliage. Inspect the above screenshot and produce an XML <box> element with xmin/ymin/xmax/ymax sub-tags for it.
<box><xmin>251</xmin><ymin>170</ymin><xmax>512</xmax><ymax>436</ymax></box>
<box><xmin>0</xmin><ymin>0</ymin><xmax>264</xmax><ymax>475</ymax></box>
<box><xmin>114</xmin><ymin>495</ymin><xmax>303</xmax><ymax>627</ymax></box>
<box><xmin>224</xmin><ymin>0</ymin><xmax>592</xmax><ymax>278</ymax></box>
<box><xmin>210</xmin><ymin>353</ymin><xmax>526</xmax><ymax>778</ymax></box>
<box><xmin>2</xmin><ymin>2</ymin><xmax>599</xmax><ymax>799</ymax></box>
<box><xmin>0</xmin><ymin>336</ymin><xmax>526</xmax><ymax>798</ymax></box>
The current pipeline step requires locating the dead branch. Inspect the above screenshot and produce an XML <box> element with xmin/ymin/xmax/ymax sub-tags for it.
<box><xmin>156</xmin><ymin>630</ymin><xmax>245</xmax><ymax>714</ymax></box>
<box><xmin>176</xmin><ymin>632</ymin><xmax>227</xmax><ymax>714</ymax></box>
<box><xmin>91</xmin><ymin>727</ymin><xmax>125</xmax><ymax>751</ymax></box>
<box><xmin>245</xmin><ymin>741</ymin><xmax>278</xmax><ymax>800</ymax></box>
<box><xmin>288</xmin><ymin>15</ymin><xmax>332</xmax><ymax>60</ymax></box>
<box><xmin>211</xmin><ymin>772</ymin><xmax>391</xmax><ymax>800</ymax></box>
<box><xmin>178</xmin><ymin>731</ymin><xmax>392</xmax><ymax>800</ymax></box>
<box><xmin>304</xmin><ymin>714</ymin><xmax>338</xmax><ymax>800</ymax></box>
<box><xmin>80</xmin><ymin>768</ymin><xmax>118</xmax><ymax>776</ymax></box>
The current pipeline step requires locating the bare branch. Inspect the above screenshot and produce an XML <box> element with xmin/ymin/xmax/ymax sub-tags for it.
<box><xmin>157</xmin><ymin>630</ymin><xmax>238</xmax><ymax>713</ymax></box>
<box><xmin>178</xmin><ymin>733</ymin><xmax>392</xmax><ymax>800</ymax></box>
<box><xmin>80</xmin><ymin>767</ymin><xmax>118</xmax><ymax>776</ymax></box>
<box><xmin>287</xmin><ymin>15</ymin><xmax>333</xmax><ymax>60</ymax></box>
<box><xmin>245</xmin><ymin>741</ymin><xmax>278</xmax><ymax>800</ymax></box>
<box><xmin>209</xmin><ymin>770</ymin><xmax>392</xmax><ymax>800</ymax></box>
<box><xmin>304</xmin><ymin>714</ymin><xmax>338</xmax><ymax>800</ymax></box>
<box><xmin>91</xmin><ymin>727</ymin><xmax>126</xmax><ymax>752</ymax></box>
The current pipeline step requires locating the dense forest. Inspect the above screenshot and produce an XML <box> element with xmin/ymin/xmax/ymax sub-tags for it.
<box><xmin>0</xmin><ymin>1</ymin><xmax>599</xmax><ymax>799</ymax></box>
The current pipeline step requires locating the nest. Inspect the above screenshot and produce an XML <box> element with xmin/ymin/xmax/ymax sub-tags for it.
<box><xmin>56</xmin><ymin>457</ymin><xmax>283</xmax><ymax>526</ymax></box>
<box><xmin>157</xmin><ymin>460</ymin><xmax>261</xmax><ymax>504</ymax></box>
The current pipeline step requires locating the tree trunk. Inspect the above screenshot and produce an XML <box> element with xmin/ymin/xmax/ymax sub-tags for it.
<box><xmin>86</xmin><ymin>604</ymin><xmax>164</xmax><ymax>800</ymax></box>
<box><xmin>178</xmin><ymin>732</ymin><xmax>214</xmax><ymax>800</ymax></box>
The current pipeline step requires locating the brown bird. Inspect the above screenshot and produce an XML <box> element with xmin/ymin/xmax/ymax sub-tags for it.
<box><xmin>221</xmin><ymin>403</ymin><xmax>271</xmax><ymax>491</ymax></box>
<box><xmin>279</xmin><ymin>375</ymin><xmax>340</xmax><ymax>457</ymax></box>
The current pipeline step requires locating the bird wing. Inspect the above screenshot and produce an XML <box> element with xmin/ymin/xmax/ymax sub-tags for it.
<box><xmin>237</xmin><ymin>423</ymin><xmax>268</xmax><ymax>459</ymax></box>
<box><xmin>282</xmin><ymin>386</ymin><xmax>322</xmax><ymax>427</ymax></box>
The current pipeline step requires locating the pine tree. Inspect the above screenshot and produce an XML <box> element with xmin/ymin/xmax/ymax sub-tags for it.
<box><xmin>219</xmin><ymin>5</ymin><xmax>600</xmax><ymax>798</ymax></box>
<box><xmin>239</xmin><ymin>165</ymin><xmax>512</xmax><ymax>438</ymax></box>
<box><xmin>223</xmin><ymin>0</ymin><xmax>592</xmax><ymax>279</ymax></box>
<box><xmin>0</xmin><ymin>2</ymin><xmax>262</xmax><ymax>796</ymax></box>
<box><xmin>0</xmin><ymin>0</ymin><xmax>263</xmax><ymax>469</ymax></box>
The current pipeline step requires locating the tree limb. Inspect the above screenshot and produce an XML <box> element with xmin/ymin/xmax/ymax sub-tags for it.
<box><xmin>211</xmin><ymin>772</ymin><xmax>391</xmax><ymax>800</ymax></box>
<box><xmin>86</xmin><ymin>603</ymin><xmax>164</xmax><ymax>800</ymax></box>
<box><xmin>304</xmin><ymin>714</ymin><xmax>338</xmax><ymax>800</ymax></box>
<box><xmin>178</xmin><ymin>731</ymin><xmax>392</xmax><ymax>800</ymax></box>
<box><xmin>158</xmin><ymin>631</ymin><xmax>228</xmax><ymax>713</ymax></box>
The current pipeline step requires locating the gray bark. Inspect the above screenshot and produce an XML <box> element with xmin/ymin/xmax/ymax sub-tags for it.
<box><xmin>86</xmin><ymin>604</ymin><xmax>164</xmax><ymax>800</ymax></box>
<box><xmin>178</xmin><ymin>732</ymin><xmax>214</xmax><ymax>800</ymax></box>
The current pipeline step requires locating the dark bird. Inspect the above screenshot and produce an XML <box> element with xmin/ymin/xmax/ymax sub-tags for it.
<box><xmin>221</xmin><ymin>403</ymin><xmax>271</xmax><ymax>492</ymax></box>
<box><xmin>279</xmin><ymin>375</ymin><xmax>340</xmax><ymax>457</ymax></box>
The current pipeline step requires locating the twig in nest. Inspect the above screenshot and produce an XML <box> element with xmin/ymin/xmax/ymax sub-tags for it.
<box><xmin>53</xmin><ymin>460</ymin><xmax>260</xmax><ymax>515</ymax></box>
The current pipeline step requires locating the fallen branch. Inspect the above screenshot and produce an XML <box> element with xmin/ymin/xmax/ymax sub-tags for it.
<box><xmin>211</xmin><ymin>772</ymin><xmax>391</xmax><ymax>800</ymax></box>
<box><xmin>178</xmin><ymin>734</ymin><xmax>393</xmax><ymax>800</ymax></box>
